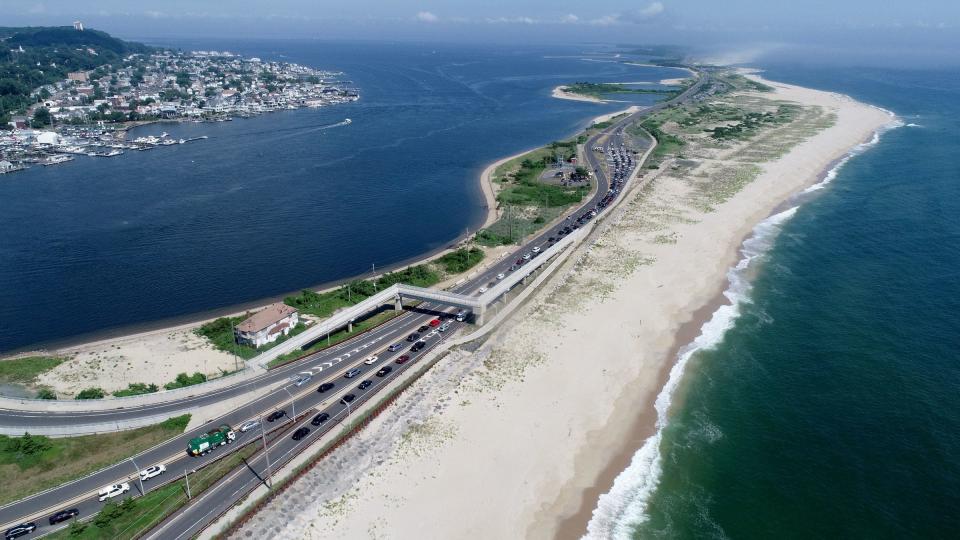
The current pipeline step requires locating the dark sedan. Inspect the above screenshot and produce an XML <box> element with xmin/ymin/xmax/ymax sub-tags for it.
<box><xmin>292</xmin><ymin>427</ymin><xmax>310</xmax><ymax>441</ymax></box>
<box><xmin>49</xmin><ymin>508</ymin><xmax>79</xmax><ymax>525</ymax></box>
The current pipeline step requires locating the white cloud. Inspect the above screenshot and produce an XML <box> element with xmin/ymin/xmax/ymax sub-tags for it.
<box><xmin>561</xmin><ymin>14</ymin><xmax>579</xmax><ymax>24</ymax></box>
<box><xmin>144</xmin><ymin>10</ymin><xmax>166</xmax><ymax>19</ymax></box>
<box><xmin>592</xmin><ymin>2</ymin><xmax>665</xmax><ymax>26</ymax></box>
<box><xmin>486</xmin><ymin>16</ymin><xmax>537</xmax><ymax>24</ymax></box>
<box><xmin>416</xmin><ymin>11</ymin><xmax>438</xmax><ymax>23</ymax></box>
<box><xmin>640</xmin><ymin>2</ymin><xmax>665</xmax><ymax>17</ymax></box>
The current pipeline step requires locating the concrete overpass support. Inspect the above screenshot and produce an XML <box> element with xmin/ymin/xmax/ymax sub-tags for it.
<box><xmin>394</xmin><ymin>294</ymin><xmax>403</xmax><ymax>311</ymax></box>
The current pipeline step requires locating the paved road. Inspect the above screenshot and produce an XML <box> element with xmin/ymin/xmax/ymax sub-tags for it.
<box><xmin>0</xmin><ymin>72</ymin><xmax>706</xmax><ymax>538</ymax></box>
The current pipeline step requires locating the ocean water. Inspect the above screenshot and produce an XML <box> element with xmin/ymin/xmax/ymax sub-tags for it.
<box><xmin>586</xmin><ymin>66</ymin><xmax>960</xmax><ymax>538</ymax></box>
<box><xmin>0</xmin><ymin>41</ymin><xmax>683</xmax><ymax>352</ymax></box>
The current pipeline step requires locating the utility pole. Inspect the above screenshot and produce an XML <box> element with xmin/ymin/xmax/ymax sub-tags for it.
<box><xmin>184</xmin><ymin>469</ymin><xmax>192</xmax><ymax>499</ymax></box>
<box><xmin>372</xmin><ymin>263</ymin><xmax>377</xmax><ymax>292</ymax></box>
<box><xmin>259</xmin><ymin>414</ymin><xmax>273</xmax><ymax>488</ymax></box>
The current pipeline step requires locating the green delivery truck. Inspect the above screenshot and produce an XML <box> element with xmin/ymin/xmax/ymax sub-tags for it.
<box><xmin>188</xmin><ymin>424</ymin><xmax>236</xmax><ymax>456</ymax></box>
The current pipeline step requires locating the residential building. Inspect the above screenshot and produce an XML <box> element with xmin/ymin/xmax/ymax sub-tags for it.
<box><xmin>234</xmin><ymin>303</ymin><xmax>299</xmax><ymax>348</ymax></box>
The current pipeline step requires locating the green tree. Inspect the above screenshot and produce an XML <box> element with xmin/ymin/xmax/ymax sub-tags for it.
<box><xmin>36</xmin><ymin>387</ymin><xmax>56</xmax><ymax>400</ymax></box>
<box><xmin>32</xmin><ymin>106</ymin><xmax>52</xmax><ymax>127</ymax></box>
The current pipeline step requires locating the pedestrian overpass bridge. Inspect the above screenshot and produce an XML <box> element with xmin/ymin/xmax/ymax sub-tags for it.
<box><xmin>250</xmin><ymin>228</ymin><xmax>584</xmax><ymax>368</ymax></box>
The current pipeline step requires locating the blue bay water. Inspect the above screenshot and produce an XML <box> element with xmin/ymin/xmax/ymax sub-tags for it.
<box><xmin>617</xmin><ymin>66</ymin><xmax>960</xmax><ymax>538</ymax></box>
<box><xmin>0</xmin><ymin>41</ymin><xmax>682</xmax><ymax>352</ymax></box>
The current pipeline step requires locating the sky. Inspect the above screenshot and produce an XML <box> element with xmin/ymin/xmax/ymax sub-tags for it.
<box><xmin>5</xmin><ymin>1</ymin><xmax>960</xmax><ymax>67</ymax></box>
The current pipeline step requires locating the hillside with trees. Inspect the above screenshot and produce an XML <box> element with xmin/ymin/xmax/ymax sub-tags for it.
<box><xmin>0</xmin><ymin>26</ymin><xmax>153</xmax><ymax>123</ymax></box>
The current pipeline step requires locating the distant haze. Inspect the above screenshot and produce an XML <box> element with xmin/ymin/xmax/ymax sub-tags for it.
<box><xmin>7</xmin><ymin>1</ymin><xmax>960</xmax><ymax>67</ymax></box>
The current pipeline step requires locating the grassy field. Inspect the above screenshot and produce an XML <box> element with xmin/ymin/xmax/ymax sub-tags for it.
<box><xmin>46</xmin><ymin>443</ymin><xmax>258</xmax><ymax>540</ymax></box>
<box><xmin>0</xmin><ymin>355</ymin><xmax>63</xmax><ymax>385</ymax></box>
<box><xmin>435</xmin><ymin>247</ymin><xmax>485</xmax><ymax>274</ymax></box>
<box><xmin>0</xmin><ymin>415</ymin><xmax>190</xmax><ymax>507</ymax></box>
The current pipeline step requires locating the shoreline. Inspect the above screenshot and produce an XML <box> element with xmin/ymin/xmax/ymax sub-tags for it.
<box><xmin>574</xmin><ymin>78</ymin><xmax>898</xmax><ymax>538</ymax></box>
<box><xmin>247</xmin><ymin>74</ymin><xmax>896</xmax><ymax>539</ymax></box>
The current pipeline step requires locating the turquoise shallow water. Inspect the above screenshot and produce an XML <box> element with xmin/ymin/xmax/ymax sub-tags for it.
<box><xmin>587</xmin><ymin>66</ymin><xmax>960</xmax><ymax>539</ymax></box>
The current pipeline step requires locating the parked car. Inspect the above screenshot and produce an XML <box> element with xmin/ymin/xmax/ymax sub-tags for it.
<box><xmin>139</xmin><ymin>464</ymin><xmax>166</xmax><ymax>481</ymax></box>
<box><xmin>266</xmin><ymin>410</ymin><xmax>287</xmax><ymax>422</ymax></box>
<box><xmin>238</xmin><ymin>419</ymin><xmax>260</xmax><ymax>433</ymax></box>
<box><xmin>48</xmin><ymin>509</ymin><xmax>79</xmax><ymax>525</ymax></box>
<box><xmin>376</xmin><ymin>366</ymin><xmax>393</xmax><ymax>377</ymax></box>
<box><xmin>396</xmin><ymin>355</ymin><xmax>411</xmax><ymax>365</ymax></box>
<box><xmin>429</xmin><ymin>318</ymin><xmax>441</xmax><ymax>327</ymax></box>
<box><xmin>363</xmin><ymin>355</ymin><xmax>379</xmax><ymax>365</ymax></box>
<box><xmin>98</xmin><ymin>483</ymin><xmax>130</xmax><ymax>502</ymax></box>
<box><xmin>317</xmin><ymin>382</ymin><xmax>335</xmax><ymax>393</ymax></box>
<box><xmin>344</xmin><ymin>368</ymin><xmax>361</xmax><ymax>379</ymax></box>
<box><xmin>340</xmin><ymin>394</ymin><xmax>356</xmax><ymax>405</ymax></box>
<box><xmin>406</xmin><ymin>333</ymin><xmax>420</xmax><ymax>342</ymax></box>
<box><xmin>388</xmin><ymin>343</ymin><xmax>403</xmax><ymax>352</ymax></box>
<box><xmin>358</xmin><ymin>380</ymin><xmax>373</xmax><ymax>390</ymax></box>
<box><xmin>292</xmin><ymin>427</ymin><xmax>310</xmax><ymax>441</ymax></box>
<box><xmin>4</xmin><ymin>523</ymin><xmax>36</xmax><ymax>539</ymax></box>
<box><xmin>311</xmin><ymin>413</ymin><xmax>330</xmax><ymax>426</ymax></box>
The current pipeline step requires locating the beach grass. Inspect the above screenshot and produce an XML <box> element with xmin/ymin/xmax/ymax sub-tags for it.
<box><xmin>0</xmin><ymin>355</ymin><xmax>64</xmax><ymax>385</ymax></box>
<box><xmin>0</xmin><ymin>414</ymin><xmax>190</xmax><ymax>507</ymax></box>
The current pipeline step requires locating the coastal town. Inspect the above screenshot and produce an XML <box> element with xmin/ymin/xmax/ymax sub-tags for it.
<box><xmin>0</xmin><ymin>26</ymin><xmax>357</xmax><ymax>175</ymax></box>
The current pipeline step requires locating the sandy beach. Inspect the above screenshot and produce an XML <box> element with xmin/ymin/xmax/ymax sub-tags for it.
<box><xmin>231</xmin><ymin>75</ymin><xmax>893</xmax><ymax>539</ymax></box>
<box><xmin>552</xmin><ymin>85</ymin><xmax>603</xmax><ymax>103</ymax></box>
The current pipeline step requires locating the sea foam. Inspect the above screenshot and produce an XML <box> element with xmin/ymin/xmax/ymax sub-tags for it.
<box><xmin>583</xmin><ymin>117</ymin><xmax>903</xmax><ymax>540</ymax></box>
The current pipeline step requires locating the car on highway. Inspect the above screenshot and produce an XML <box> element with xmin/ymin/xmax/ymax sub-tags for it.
<box><xmin>48</xmin><ymin>508</ymin><xmax>79</xmax><ymax>525</ymax></box>
<box><xmin>410</xmin><ymin>340</ymin><xmax>425</xmax><ymax>352</ymax></box>
<box><xmin>532</xmin><ymin>246</ymin><xmax>541</xmax><ymax>253</ymax></box>
<box><xmin>522</xmin><ymin>252</ymin><xmax>532</xmax><ymax>260</ymax></box>
<box><xmin>456</xmin><ymin>310</ymin><xmax>468</xmax><ymax>322</ymax></box>
<box><xmin>292</xmin><ymin>373</ymin><xmax>312</xmax><ymax>386</ymax></box>
<box><xmin>429</xmin><ymin>318</ymin><xmax>441</xmax><ymax>327</ymax></box>
<box><xmin>439</xmin><ymin>321</ymin><xmax>452</xmax><ymax>332</ymax></box>
<box><xmin>388</xmin><ymin>343</ymin><xmax>403</xmax><ymax>352</ymax></box>
<box><xmin>376</xmin><ymin>366</ymin><xmax>393</xmax><ymax>377</ymax></box>
<box><xmin>396</xmin><ymin>355</ymin><xmax>411</xmax><ymax>365</ymax></box>
<box><xmin>238</xmin><ymin>419</ymin><xmax>260</xmax><ymax>432</ymax></box>
<box><xmin>344</xmin><ymin>368</ymin><xmax>361</xmax><ymax>379</ymax></box>
<box><xmin>317</xmin><ymin>382</ymin><xmax>335</xmax><ymax>393</ymax></box>
<box><xmin>418</xmin><ymin>325</ymin><xmax>429</xmax><ymax>332</ymax></box>
<box><xmin>139</xmin><ymin>464</ymin><xmax>166</xmax><ymax>481</ymax></box>
<box><xmin>98</xmin><ymin>483</ymin><xmax>130</xmax><ymax>502</ymax></box>
<box><xmin>311</xmin><ymin>413</ymin><xmax>330</xmax><ymax>426</ymax></box>
<box><xmin>4</xmin><ymin>523</ymin><xmax>36</xmax><ymax>539</ymax></box>
<box><xmin>497</xmin><ymin>273</ymin><xmax>505</xmax><ymax>280</ymax></box>
<box><xmin>363</xmin><ymin>355</ymin><xmax>379</xmax><ymax>365</ymax></box>
<box><xmin>406</xmin><ymin>333</ymin><xmax>420</xmax><ymax>342</ymax></box>
<box><xmin>266</xmin><ymin>410</ymin><xmax>287</xmax><ymax>422</ymax></box>
<box><xmin>292</xmin><ymin>427</ymin><xmax>311</xmax><ymax>441</ymax></box>
<box><xmin>358</xmin><ymin>380</ymin><xmax>373</xmax><ymax>390</ymax></box>
<box><xmin>340</xmin><ymin>394</ymin><xmax>356</xmax><ymax>404</ymax></box>
<box><xmin>477</xmin><ymin>287</ymin><xmax>488</xmax><ymax>294</ymax></box>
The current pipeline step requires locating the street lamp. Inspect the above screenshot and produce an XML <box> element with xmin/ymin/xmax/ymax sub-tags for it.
<box><xmin>130</xmin><ymin>457</ymin><xmax>145</xmax><ymax>496</ymax></box>
<box><xmin>283</xmin><ymin>387</ymin><xmax>297</xmax><ymax>423</ymax></box>
<box><xmin>258</xmin><ymin>413</ymin><xmax>273</xmax><ymax>489</ymax></box>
